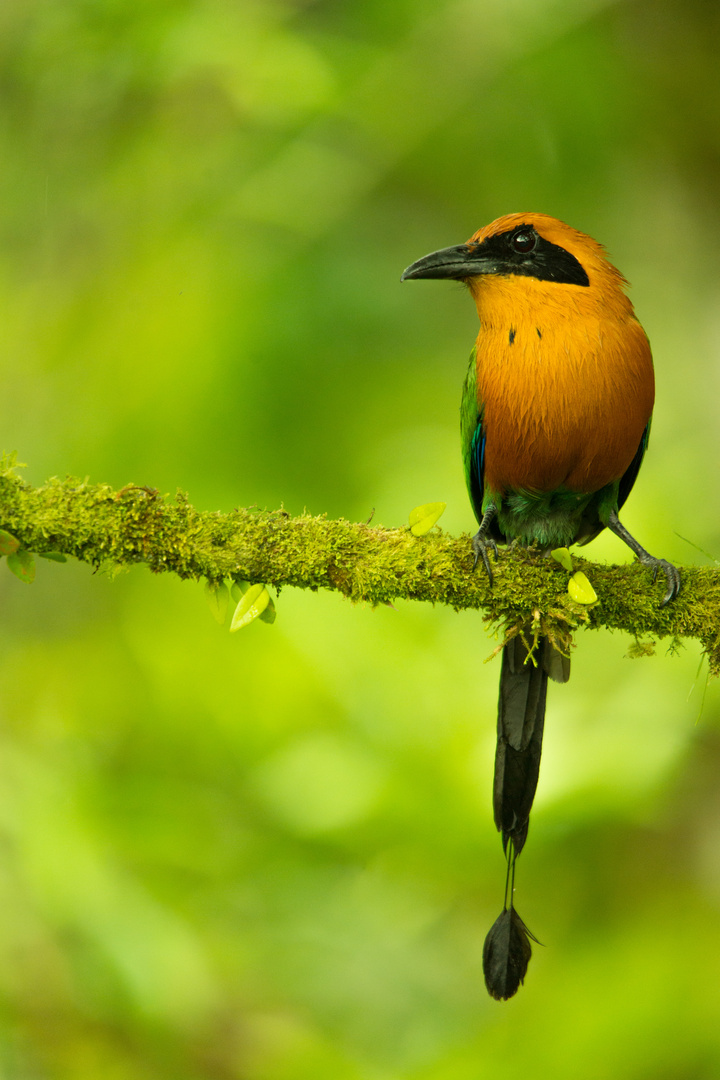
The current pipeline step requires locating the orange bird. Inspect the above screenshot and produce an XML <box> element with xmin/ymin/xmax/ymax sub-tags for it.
<box><xmin>402</xmin><ymin>213</ymin><xmax>680</xmax><ymax>999</ymax></box>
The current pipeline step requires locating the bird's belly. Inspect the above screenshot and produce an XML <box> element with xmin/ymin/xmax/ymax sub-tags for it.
<box><xmin>495</xmin><ymin>485</ymin><xmax>601</xmax><ymax>548</ymax></box>
<box><xmin>484</xmin><ymin>420</ymin><xmax>628</xmax><ymax>495</ymax></box>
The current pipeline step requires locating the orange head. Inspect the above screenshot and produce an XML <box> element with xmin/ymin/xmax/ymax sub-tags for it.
<box><xmin>402</xmin><ymin>212</ymin><xmax>633</xmax><ymax>323</ymax></box>
<box><xmin>402</xmin><ymin>213</ymin><xmax>655</xmax><ymax>500</ymax></box>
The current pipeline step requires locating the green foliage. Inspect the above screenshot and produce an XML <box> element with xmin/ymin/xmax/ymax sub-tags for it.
<box><xmin>230</xmin><ymin>582</ymin><xmax>271</xmax><ymax>630</ymax></box>
<box><xmin>568</xmin><ymin>570</ymin><xmax>598</xmax><ymax>605</ymax></box>
<box><xmin>6</xmin><ymin>548</ymin><xmax>35</xmax><ymax>584</ymax></box>
<box><xmin>1</xmin><ymin>0</ymin><xmax>720</xmax><ymax>1077</ymax></box>
<box><xmin>551</xmin><ymin>546</ymin><xmax>574</xmax><ymax>573</ymax></box>
<box><xmin>409</xmin><ymin>500</ymin><xmax>447</xmax><ymax>536</ymax></box>
<box><xmin>0</xmin><ymin>528</ymin><xmax>20</xmax><ymax>556</ymax></box>
<box><xmin>204</xmin><ymin>579</ymin><xmax>229</xmax><ymax>624</ymax></box>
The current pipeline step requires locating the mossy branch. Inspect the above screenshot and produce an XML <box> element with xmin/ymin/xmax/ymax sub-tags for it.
<box><xmin>1</xmin><ymin>459</ymin><xmax>718</xmax><ymax>672</ymax></box>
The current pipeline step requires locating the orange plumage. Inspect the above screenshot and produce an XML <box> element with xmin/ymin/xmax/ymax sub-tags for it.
<box><xmin>465</xmin><ymin>214</ymin><xmax>654</xmax><ymax>497</ymax></box>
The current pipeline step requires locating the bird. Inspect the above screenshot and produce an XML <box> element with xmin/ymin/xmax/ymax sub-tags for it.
<box><xmin>401</xmin><ymin>213</ymin><xmax>680</xmax><ymax>999</ymax></box>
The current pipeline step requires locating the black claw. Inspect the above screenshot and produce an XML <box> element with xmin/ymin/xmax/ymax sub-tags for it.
<box><xmin>607</xmin><ymin>511</ymin><xmax>681</xmax><ymax>607</ymax></box>
<box><xmin>472</xmin><ymin>533</ymin><xmax>497</xmax><ymax>584</ymax></box>
<box><xmin>638</xmin><ymin>555</ymin><xmax>680</xmax><ymax>606</ymax></box>
<box><xmin>471</xmin><ymin>505</ymin><xmax>499</xmax><ymax>585</ymax></box>
<box><xmin>660</xmin><ymin>561</ymin><xmax>681</xmax><ymax>606</ymax></box>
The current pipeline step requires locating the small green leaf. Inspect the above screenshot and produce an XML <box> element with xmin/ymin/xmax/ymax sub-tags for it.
<box><xmin>231</xmin><ymin>579</ymin><xmax>250</xmax><ymax>603</ymax></box>
<box><xmin>551</xmin><ymin>547</ymin><xmax>574</xmax><ymax>572</ymax></box>
<box><xmin>205</xmin><ymin>580</ymin><xmax>229</xmax><ymax>623</ymax></box>
<box><xmin>7</xmin><ymin>549</ymin><xmax>35</xmax><ymax>584</ymax></box>
<box><xmin>259</xmin><ymin>594</ymin><xmax>277</xmax><ymax>624</ymax></box>
<box><xmin>231</xmin><ymin>583</ymin><xmax>270</xmax><ymax>631</ymax></box>
<box><xmin>409</xmin><ymin>501</ymin><xmax>446</xmax><ymax>536</ymax></box>
<box><xmin>38</xmin><ymin>552</ymin><xmax>67</xmax><ymax>563</ymax></box>
<box><xmin>568</xmin><ymin>571</ymin><xmax>597</xmax><ymax>605</ymax></box>
<box><xmin>0</xmin><ymin>529</ymin><xmax>20</xmax><ymax>556</ymax></box>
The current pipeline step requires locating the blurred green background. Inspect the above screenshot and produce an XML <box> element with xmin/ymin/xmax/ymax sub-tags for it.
<box><xmin>1</xmin><ymin>0</ymin><xmax>720</xmax><ymax>1076</ymax></box>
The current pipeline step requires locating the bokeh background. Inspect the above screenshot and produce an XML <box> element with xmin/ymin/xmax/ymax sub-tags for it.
<box><xmin>1</xmin><ymin>0</ymin><xmax>720</xmax><ymax>1076</ymax></box>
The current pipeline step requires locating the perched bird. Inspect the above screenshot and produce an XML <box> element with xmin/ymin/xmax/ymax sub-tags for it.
<box><xmin>402</xmin><ymin>213</ymin><xmax>680</xmax><ymax>998</ymax></box>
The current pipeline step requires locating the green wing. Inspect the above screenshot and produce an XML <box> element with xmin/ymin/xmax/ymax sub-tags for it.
<box><xmin>460</xmin><ymin>346</ymin><xmax>486</xmax><ymax>526</ymax></box>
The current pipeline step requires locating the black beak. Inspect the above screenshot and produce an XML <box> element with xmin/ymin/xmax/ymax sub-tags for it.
<box><xmin>401</xmin><ymin>242</ymin><xmax>492</xmax><ymax>282</ymax></box>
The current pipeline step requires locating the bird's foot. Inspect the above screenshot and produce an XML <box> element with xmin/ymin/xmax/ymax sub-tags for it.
<box><xmin>472</xmin><ymin>532</ymin><xmax>498</xmax><ymax>583</ymax></box>
<box><xmin>607</xmin><ymin>510</ymin><xmax>681</xmax><ymax>606</ymax></box>
<box><xmin>471</xmin><ymin>504</ymin><xmax>499</xmax><ymax>584</ymax></box>
<box><xmin>636</xmin><ymin>553</ymin><xmax>681</xmax><ymax>607</ymax></box>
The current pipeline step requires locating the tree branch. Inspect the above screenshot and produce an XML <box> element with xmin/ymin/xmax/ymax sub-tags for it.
<box><xmin>1</xmin><ymin>459</ymin><xmax>718</xmax><ymax>671</ymax></box>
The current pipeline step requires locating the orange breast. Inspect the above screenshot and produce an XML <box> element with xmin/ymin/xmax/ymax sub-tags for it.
<box><xmin>473</xmin><ymin>277</ymin><xmax>655</xmax><ymax>496</ymax></box>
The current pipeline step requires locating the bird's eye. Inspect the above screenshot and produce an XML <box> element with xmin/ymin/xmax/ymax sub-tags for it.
<box><xmin>511</xmin><ymin>231</ymin><xmax>537</xmax><ymax>254</ymax></box>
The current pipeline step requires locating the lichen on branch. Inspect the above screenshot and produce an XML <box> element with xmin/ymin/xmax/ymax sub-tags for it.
<box><xmin>1</xmin><ymin>456</ymin><xmax>718</xmax><ymax>672</ymax></box>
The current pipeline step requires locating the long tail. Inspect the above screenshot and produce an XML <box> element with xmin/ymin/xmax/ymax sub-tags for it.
<box><xmin>483</xmin><ymin>633</ymin><xmax>569</xmax><ymax>1000</ymax></box>
<box><xmin>494</xmin><ymin>634</ymin><xmax>569</xmax><ymax>853</ymax></box>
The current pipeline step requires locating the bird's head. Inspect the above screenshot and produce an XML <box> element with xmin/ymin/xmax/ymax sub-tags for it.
<box><xmin>401</xmin><ymin>213</ymin><xmax>630</xmax><ymax>316</ymax></box>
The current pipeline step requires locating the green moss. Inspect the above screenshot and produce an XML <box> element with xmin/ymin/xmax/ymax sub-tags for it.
<box><xmin>0</xmin><ymin>462</ymin><xmax>716</xmax><ymax>673</ymax></box>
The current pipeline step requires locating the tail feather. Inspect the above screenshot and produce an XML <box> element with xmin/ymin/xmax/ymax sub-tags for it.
<box><xmin>484</xmin><ymin>634</ymin><xmax>568</xmax><ymax>998</ymax></box>
<box><xmin>493</xmin><ymin>635</ymin><xmax>568</xmax><ymax>854</ymax></box>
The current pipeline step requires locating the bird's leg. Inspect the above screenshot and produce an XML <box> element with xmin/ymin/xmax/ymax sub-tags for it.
<box><xmin>607</xmin><ymin>510</ymin><xmax>681</xmax><ymax>605</ymax></box>
<box><xmin>472</xmin><ymin>503</ymin><xmax>498</xmax><ymax>584</ymax></box>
